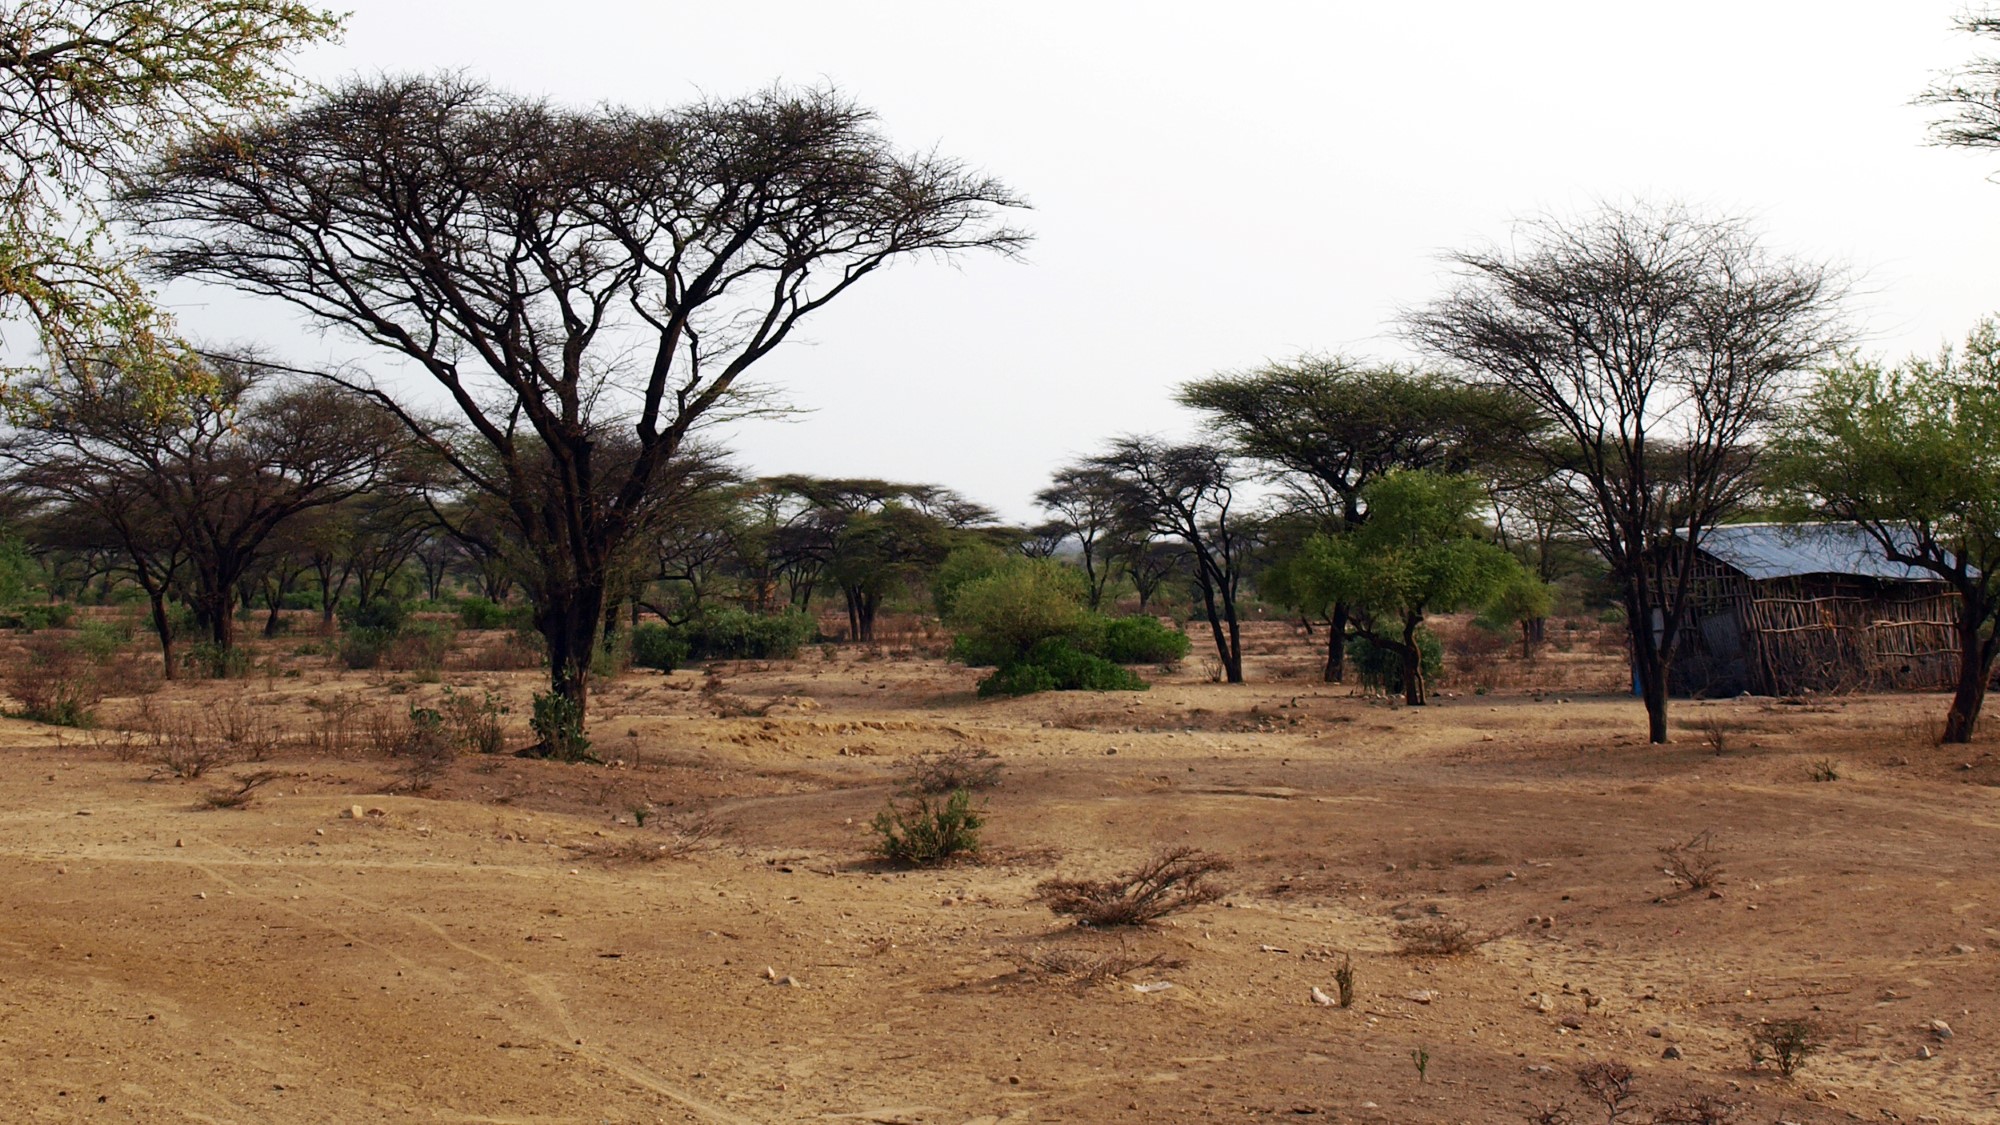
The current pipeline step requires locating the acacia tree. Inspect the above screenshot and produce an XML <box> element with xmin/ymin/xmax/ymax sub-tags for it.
<box><xmin>3</xmin><ymin>355</ymin><xmax>398</xmax><ymax>667</ymax></box>
<box><xmin>124</xmin><ymin>76</ymin><xmax>1025</xmax><ymax>743</ymax></box>
<box><xmin>1774</xmin><ymin>322</ymin><xmax>2000</xmax><ymax>743</ymax></box>
<box><xmin>1035</xmin><ymin>465</ymin><xmax>1123</xmax><ymax>610</ymax></box>
<box><xmin>1089</xmin><ymin>437</ymin><xmax>1252</xmax><ymax>682</ymax></box>
<box><xmin>1281</xmin><ymin>471</ymin><xmax>1519</xmax><ymax>705</ymax></box>
<box><xmin>1920</xmin><ymin>12</ymin><xmax>2000</xmax><ymax>158</ymax></box>
<box><xmin>1178</xmin><ymin>356</ymin><xmax>1536</xmax><ymax>681</ymax></box>
<box><xmin>1407</xmin><ymin>203</ymin><xmax>1845</xmax><ymax>744</ymax></box>
<box><xmin>0</xmin><ymin>0</ymin><xmax>338</xmax><ymax>391</ymax></box>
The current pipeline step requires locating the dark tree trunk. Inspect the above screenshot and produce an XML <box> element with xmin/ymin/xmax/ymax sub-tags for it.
<box><xmin>1323</xmin><ymin>602</ymin><xmax>1349</xmax><ymax>683</ymax></box>
<box><xmin>1944</xmin><ymin>595</ymin><xmax>1995</xmax><ymax>744</ymax></box>
<box><xmin>146</xmin><ymin>588</ymin><xmax>176</xmax><ymax>681</ymax></box>
<box><xmin>536</xmin><ymin>580</ymin><xmax>607</xmax><ymax>749</ymax></box>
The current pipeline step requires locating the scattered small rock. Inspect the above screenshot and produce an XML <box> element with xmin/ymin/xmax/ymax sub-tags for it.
<box><xmin>1560</xmin><ymin>1015</ymin><xmax>1584</xmax><ymax>1030</ymax></box>
<box><xmin>1310</xmin><ymin>987</ymin><xmax>1336</xmax><ymax>1007</ymax></box>
<box><xmin>1950</xmin><ymin>943</ymin><xmax>1978</xmax><ymax>955</ymax></box>
<box><xmin>1662</xmin><ymin>1045</ymin><xmax>1682</xmax><ymax>1060</ymax></box>
<box><xmin>1406</xmin><ymin>990</ymin><xmax>1438</xmax><ymax>1005</ymax></box>
<box><xmin>1646</xmin><ymin>1027</ymin><xmax>1663</xmax><ymax>1038</ymax></box>
<box><xmin>1917</xmin><ymin>1045</ymin><xmax>1934</xmax><ymax>1060</ymax></box>
<box><xmin>1927</xmin><ymin>1019</ymin><xmax>1953</xmax><ymax>1040</ymax></box>
<box><xmin>1132</xmin><ymin>981</ymin><xmax>1173</xmax><ymax>994</ymax></box>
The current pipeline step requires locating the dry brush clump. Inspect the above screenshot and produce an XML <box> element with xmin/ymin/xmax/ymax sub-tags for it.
<box><xmin>1011</xmin><ymin>945</ymin><xmax>1186</xmax><ymax>991</ymax></box>
<box><xmin>1659</xmin><ymin>829</ymin><xmax>1725</xmax><ymax>891</ymax></box>
<box><xmin>1749</xmin><ymin>1017</ymin><xmax>1822</xmax><ymax>1078</ymax></box>
<box><xmin>897</xmin><ymin>745</ymin><xmax>1002</xmax><ymax>794</ymax></box>
<box><xmin>198</xmin><ymin>769</ymin><xmax>282</xmax><ymax>810</ymax></box>
<box><xmin>5</xmin><ymin>632</ymin><xmax>109</xmax><ymax>726</ymax></box>
<box><xmin>1033</xmin><ymin>846</ymin><xmax>1232</xmax><ymax>927</ymax></box>
<box><xmin>571</xmin><ymin>810</ymin><xmax>727</xmax><ymax>863</ymax></box>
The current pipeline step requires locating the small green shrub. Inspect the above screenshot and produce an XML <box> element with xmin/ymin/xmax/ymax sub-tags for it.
<box><xmin>947</xmin><ymin>559</ymin><xmax>1088</xmax><ymax>666</ymax></box>
<box><xmin>1092</xmin><ymin>615</ymin><xmax>1191</xmax><ymax>664</ymax></box>
<box><xmin>976</xmin><ymin>661</ymin><xmax>1058</xmax><ymax>698</ymax></box>
<box><xmin>530</xmin><ymin>690</ymin><xmax>592</xmax><ymax>762</ymax></box>
<box><xmin>342</xmin><ymin>598</ymin><xmax>409</xmax><ymax>633</ymax></box>
<box><xmin>339</xmin><ymin>627</ymin><xmax>394</xmax><ymax>670</ymax></box>
<box><xmin>12</xmin><ymin>603</ymin><xmax>75</xmax><ymax>632</ymax></box>
<box><xmin>183</xmin><ymin>640</ymin><xmax>250</xmax><ymax>679</ymax></box>
<box><xmin>73</xmin><ymin>620</ymin><xmax>130</xmax><ymax>661</ymax></box>
<box><xmin>457</xmin><ymin>597</ymin><xmax>531</xmax><ymax>630</ymax></box>
<box><xmin>630</xmin><ymin>623</ymin><xmax>689</xmax><ymax>672</ymax></box>
<box><xmin>871</xmin><ymin>788</ymin><xmax>983</xmax><ymax>866</ymax></box>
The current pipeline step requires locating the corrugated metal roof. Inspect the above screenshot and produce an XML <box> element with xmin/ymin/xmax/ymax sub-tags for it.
<box><xmin>1688</xmin><ymin>522</ymin><xmax>1944</xmax><ymax>583</ymax></box>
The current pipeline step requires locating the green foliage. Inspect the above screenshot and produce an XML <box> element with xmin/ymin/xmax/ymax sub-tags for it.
<box><xmin>530</xmin><ymin>690</ymin><xmax>592</xmax><ymax>762</ymax></box>
<box><xmin>0</xmin><ymin>1</ymin><xmax>343</xmax><ymax>390</ymax></box>
<box><xmin>630</xmin><ymin>624</ymin><xmax>690</xmax><ymax>672</ymax></box>
<box><xmin>342</xmin><ymin>598</ymin><xmax>408</xmax><ymax>633</ymax></box>
<box><xmin>1091</xmin><ymin>615</ymin><xmax>1192</xmax><ymax>665</ymax></box>
<box><xmin>456</xmin><ymin>597</ymin><xmax>529</xmax><ymax>630</ymax></box>
<box><xmin>0</xmin><ymin>535</ymin><xmax>38</xmax><ymax>606</ymax></box>
<box><xmin>932</xmin><ymin>542</ymin><xmax>1014</xmax><ymax>618</ymax></box>
<box><xmin>183</xmin><ymin>640</ymin><xmax>249</xmax><ymax>679</ymax></box>
<box><xmin>670</xmin><ymin>606</ymin><xmax>816</xmax><ymax>661</ymax></box>
<box><xmin>7</xmin><ymin>602</ymin><xmax>76</xmax><ymax>631</ymax></box>
<box><xmin>338</xmin><ymin>627</ymin><xmax>393</xmax><ymax>670</ymax></box>
<box><xmin>1347</xmin><ymin>629</ymin><xmax>1443</xmax><ymax>695</ymax></box>
<box><xmin>591</xmin><ymin>629</ymin><xmax>632</xmax><ymax>678</ymax></box>
<box><xmin>72</xmin><ymin>619</ymin><xmax>130</xmax><ymax>661</ymax></box>
<box><xmin>947</xmin><ymin>558</ymin><xmax>1088</xmax><ymax>666</ymax></box>
<box><xmin>871</xmin><ymin>788</ymin><xmax>983</xmax><ymax>866</ymax></box>
<box><xmin>976</xmin><ymin>638</ymin><xmax>1147</xmax><ymax>697</ymax></box>
<box><xmin>1477</xmin><ymin>568</ymin><xmax>1554</xmax><ymax>632</ymax></box>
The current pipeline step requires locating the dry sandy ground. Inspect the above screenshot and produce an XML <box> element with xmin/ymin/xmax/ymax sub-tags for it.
<box><xmin>1</xmin><ymin>624</ymin><xmax>1996</xmax><ymax>1123</ymax></box>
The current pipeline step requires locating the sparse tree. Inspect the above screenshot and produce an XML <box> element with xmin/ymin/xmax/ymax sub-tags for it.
<box><xmin>1089</xmin><ymin>437</ymin><xmax>1253</xmax><ymax>682</ymax></box>
<box><xmin>1773</xmin><ymin>322</ymin><xmax>2000</xmax><ymax>743</ymax></box>
<box><xmin>1036</xmin><ymin>465</ymin><xmax>1124</xmax><ymax>610</ymax></box>
<box><xmin>1408</xmin><ymin>203</ymin><xmax>1845</xmax><ymax>743</ymax></box>
<box><xmin>124</xmin><ymin>76</ymin><xmax>1025</xmax><ymax>740</ymax></box>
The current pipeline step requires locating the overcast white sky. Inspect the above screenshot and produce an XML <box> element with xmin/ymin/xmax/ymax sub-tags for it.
<box><xmin>160</xmin><ymin>1</ymin><xmax>2000</xmax><ymax>522</ymax></box>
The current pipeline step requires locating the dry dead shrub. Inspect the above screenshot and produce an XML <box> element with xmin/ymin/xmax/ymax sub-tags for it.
<box><xmin>210</xmin><ymin>700</ymin><xmax>282</xmax><ymax>762</ymax></box>
<box><xmin>1575</xmin><ymin>1060</ymin><xmax>1637</xmax><ymax>1123</ymax></box>
<box><xmin>303</xmin><ymin>695</ymin><xmax>366</xmax><ymax>757</ymax></box>
<box><xmin>148</xmin><ymin>714</ymin><xmax>235</xmax><ymax>779</ymax></box>
<box><xmin>1693</xmin><ymin>714</ymin><xmax>1730</xmax><ymax>755</ymax></box>
<box><xmin>1659</xmin><ymin>829</ymin><xmax>1724</xmax><ymax>891</ymax></box>
<box><xmin>5</xmin><ymin>633</ymin><xmax>106</xmax><ymax>726</ymax></box>
<box><xmin>571</xmin><ymin>810</ymin><xmax>726</xmax><ymax>863</ymax></box>
<box><xmin>1033</xmin><ymin>846</ymin><xmax>1232</xmax><ymax>927</ymax></box>
<box><xmin>458</xmin><ymin>630</ymin><xmax>545</xmax><ymax>671</ymax></box>
<box><xmin>1013</xmin><ymin>945</ymin><xmax>1185</xmax><ymax>990</ymax></box>
<box><xmin>1649</xmin><ymin>1094</ymin><xmax>1739</xmax><ymax>1124</ymax></box>
<box><xmin>898</xmin><ymin>745</ymin><xmax>1002</xmax><ymax>794</ymax></box>
<box><xmin>1394</xmin><ymin>917</ymin><xmax>1483</xmax><ymax>956</ymax></box>
<box><xmin>388</xmin><ymin>706</ymin><xmax>455</xmax><ymax>791</ymax></box>
<box><xmin>199</xmin><ymin>769</ymin><xmax>282</xmax><ymax>810</ymax></box>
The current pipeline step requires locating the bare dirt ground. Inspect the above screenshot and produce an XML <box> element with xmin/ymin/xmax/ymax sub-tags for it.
<box><xmin>1</xmin><ymin>619</ymin><xmax>1996</xmax><ymax>1123</ymax></box>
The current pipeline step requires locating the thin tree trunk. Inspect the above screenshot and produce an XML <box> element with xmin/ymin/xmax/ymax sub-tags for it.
<box><xmin>1324</xmin><ymin>603</ymin><xmax>1349</xmax><ymax>683</ymax></box>
<box><xmin>1400</xmin><ymin>616</ymin><xmax>1426</xmax><ymax>706</ymax></box>
<box><xmin>147</xmin><ymin>588</ymin><xmax>176</xmax><ymax>681</ymax></box>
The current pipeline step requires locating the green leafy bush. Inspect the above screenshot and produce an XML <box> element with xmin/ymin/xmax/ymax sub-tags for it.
<box><xmin>630</xmin><ymin>624</ymin><xmax>689</xmax><ymax>672</ymax></box>
<box><xmin>1346</xmin><ymin>628</ymin><xmax>1443</xmax><ymax>695</ymax></box>
<box><xmin>342</xmin><ymin>599</ymin><xmax>408</xmax><ymax>633</ymax></box>
<box><xmin>339</xmin><ymin>627</ymin><xmax>394</xmax><ymax>670</ymax></box>
<box><xmin>976</xmin><ymin>638</ymin><xmax>1147</xmax><ymax>697</ymax></box>
<box><xmin>457</xmin><ymin>597</ymin><xmax>530</xmax><ymax>630</ymax></box>
<box><xmin>1092</xmin><ymin>616</ymin><xmax>1191</xmax><ymax>664</ymax></box>
<box><xmin>871</xmin><ymin>788</ymin><xmax>983</xmax><ymax>866</ymax></box>
<box><xmin>530</xmin><ymin>690</ymin><xmax>592</xmax><ymax>762</ymax></box>
<box><xmin>184</xmin><ymin>640</ymin><xmax>250</xmax><ymax>679</ymax></box>
<box><xmin>10</xmin><ymin>603</ymin><xmax>75</xmax><ymax>631</ymax></box>
<box><xmin>683</xmin><ymin>606</ymin><xmax>816</xmax><ymax>660</ymax></box>
<box><xmin>947</xmin><ymin>559</ymin><xmax>1088</xmax><ymax>667</ymax></box>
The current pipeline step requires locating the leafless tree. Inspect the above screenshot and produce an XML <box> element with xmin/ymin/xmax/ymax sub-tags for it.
<box><xmin>1407</xmin><ymin>203</ymin><xmax>1845</xmax><ymax>742</ymax></box>
<box><xmin>124</xmin><ymin>76</ymin><xmax>1024</xmax><ymax>741</ymax></box>
<box><xmin>1919</xmin><ymin>12</ymin><xmax>2000</xmax><ymax>160</ymax></box>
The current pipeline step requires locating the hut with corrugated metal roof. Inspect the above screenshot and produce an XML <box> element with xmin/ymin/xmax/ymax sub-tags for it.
<box><xmin>1667</xmin><ymin>522</ymin><xmax>1958</xmax><ymax>697</ymax></box>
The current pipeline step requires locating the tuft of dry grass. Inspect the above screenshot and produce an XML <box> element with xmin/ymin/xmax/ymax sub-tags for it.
<box><xmin>1033</xmin><ymin>846</ymin><xmax>1231</xmax><ymax>927</ymax></box>
<box><xmin>1393</xmin><ymin>917</ymin><xmax>1487</xmax><ymax>956</ymax></box>
<box><xmin>571</xmin><ymin>811</ymin><xmax>726</xmax><ymax>863</ymax></box>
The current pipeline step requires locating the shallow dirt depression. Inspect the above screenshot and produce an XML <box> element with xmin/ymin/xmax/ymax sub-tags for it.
<box><xmin>0</xmin><ymin>621</ymin><xmax>1994</xmax><ymax>1123</ymax></box>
